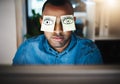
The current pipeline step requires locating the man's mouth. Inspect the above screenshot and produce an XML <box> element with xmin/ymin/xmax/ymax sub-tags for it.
<box><xmin>52</xmin><ymin>36</ymin><xmax>64</xmax><ymax>42</ymax></box>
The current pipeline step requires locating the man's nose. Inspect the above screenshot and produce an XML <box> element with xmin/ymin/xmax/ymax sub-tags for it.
<box><xmin>54</xmin><ymin>21</ymin><xmax>63</xmax><ymax>33</ymax></box>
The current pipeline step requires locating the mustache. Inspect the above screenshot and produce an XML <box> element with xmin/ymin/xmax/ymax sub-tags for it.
<box><xmin>52</xmin><ymin>32</ymin><xmax>64</xmax><ymax>36</ymax></box>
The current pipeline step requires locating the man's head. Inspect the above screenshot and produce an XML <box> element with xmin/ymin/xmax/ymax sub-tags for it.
<box><xmin>39</xmin><ymin>0</ymin><xmax>75</xmax><ymax>52</ymax></box>
<box><xmin>42</xmin><ymin>0</ymin><xmax>74</xmax><ymax>13</ymax></box>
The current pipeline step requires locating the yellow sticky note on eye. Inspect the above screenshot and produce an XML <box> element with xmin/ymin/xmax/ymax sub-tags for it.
<box><xmin>61</xmin><ymin>15</ymin><xmax>76</xmax><ymax>32</ymax></box>
<box><xmin>41</xmin><ymin>16</ymin><xmax>56</xmax><ymax>32</ymax></box>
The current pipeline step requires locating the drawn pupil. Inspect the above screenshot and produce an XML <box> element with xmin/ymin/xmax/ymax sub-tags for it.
<box><xmin>44</xmin><ymin>19</ymin><xmax>53</xmax><ymax>25</ymax></box>
<box><xmin>63</xmin><ymin>17</ymin><xmax>73</xmax><ymax>24</ymax></box>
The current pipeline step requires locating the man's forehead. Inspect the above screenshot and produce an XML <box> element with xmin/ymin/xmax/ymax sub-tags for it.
<box><xmin>42</xmin><ymin>14</ymin><xmax>74</xmax><ymax>18</ymax></box>
<box><xmin>45</xmin><ymin>3</ymin><xmax>72</xmax><ymax>9</ymax></box>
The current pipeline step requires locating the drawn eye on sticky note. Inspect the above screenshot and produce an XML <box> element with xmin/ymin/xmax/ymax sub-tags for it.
<box><xmin>61</xmin><ymin>15</ymin><xmax>76</xmax><ymax>32</ymax></box>
<box><xmin>41</xmin><ymin>16</ymin><xmax>56</xmax><ymax>32</ymax></box>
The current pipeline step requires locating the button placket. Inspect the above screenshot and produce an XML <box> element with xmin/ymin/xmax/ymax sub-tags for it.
<box><xmin>55</xmin><ymin>53</ymin><xmax>60</xmax><ymax>64</ymax></box>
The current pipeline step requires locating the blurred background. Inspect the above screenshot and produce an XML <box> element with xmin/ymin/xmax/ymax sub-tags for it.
<box><xmin>0</xmin><ymin>0</ymin><xmax>120</xmax><ymax>64</ymax></box>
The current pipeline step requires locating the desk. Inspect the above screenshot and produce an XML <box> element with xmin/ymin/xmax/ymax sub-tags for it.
<box><xmin>0</xmin><ymin>65</ymin><xmax>120</xmax><ymax>84</ymax></box>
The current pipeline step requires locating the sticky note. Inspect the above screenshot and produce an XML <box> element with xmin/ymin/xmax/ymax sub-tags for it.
<box><xmin>41</xmin><ymin>16</ymin><xmax>56</xmax><ymax>32</ymax></box>
<box><xmin>61</xmin><ymin>15</ymin><xmax>76</xmax><ymax>32</ymax></box>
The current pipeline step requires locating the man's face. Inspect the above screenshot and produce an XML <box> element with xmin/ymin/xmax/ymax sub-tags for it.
<box><xmin>40</xmin><ymin>3</ymin><xmax>74</xmax><ymax>51</ymax></box>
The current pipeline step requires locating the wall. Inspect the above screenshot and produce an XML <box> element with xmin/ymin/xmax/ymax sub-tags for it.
<box><xmin>0</xmin><ymin>0</ymin><xmax>17</xmax><ymax>64</ymax></box>
<box><xmin>94</xmin><ymin>0</ymin><xmax>120</xmax><ymax>39</ymax></box>
<box><xmin>15</xmin><ymin>0</ymin><xmax>27</xmax><ymax>47</ymax></box>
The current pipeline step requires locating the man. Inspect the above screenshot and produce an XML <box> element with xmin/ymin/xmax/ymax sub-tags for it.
<box><xmin>13</xmin><ymin>0</ymin><xmax>103</xmax><ymax>65</ymax></box>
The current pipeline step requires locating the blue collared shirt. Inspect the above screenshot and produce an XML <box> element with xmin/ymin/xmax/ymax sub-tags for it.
<box><xmin>13</xmin><ymin>34</ymin><xmax>103</xmax><ymax>65</ymax></box>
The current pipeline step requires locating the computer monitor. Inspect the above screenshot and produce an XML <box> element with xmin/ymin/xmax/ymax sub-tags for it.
<box><xmin>0</xmin><ymin>65</ymin><xmax>120</xmax><ymax>84</ymax></box>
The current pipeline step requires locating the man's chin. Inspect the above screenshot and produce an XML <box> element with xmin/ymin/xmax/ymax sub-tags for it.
<box><xmin>52</xmin><ymin>43</ymin><xmax>65</xmax><ymax>48</ymax></box>
<box><xmin>53</xmin><ymin>45</ymin><xmax>64</xmax><ymax>48</ymax></box>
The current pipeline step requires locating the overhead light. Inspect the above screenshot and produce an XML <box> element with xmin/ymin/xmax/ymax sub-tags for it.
<box><xmin>72</xmin><ymin>4</ymin><xmax>76</xmax><ymax>8</ymax></box>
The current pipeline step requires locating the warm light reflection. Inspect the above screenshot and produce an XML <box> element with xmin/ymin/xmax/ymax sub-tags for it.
<box><xmin>106</xmin><ymin>0</ymin><xmax>116</xmax><ymax>7</ymax></box>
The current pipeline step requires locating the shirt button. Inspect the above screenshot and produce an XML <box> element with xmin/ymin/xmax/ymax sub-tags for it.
<box><xmin>56</xmin><ymin>56</ymin><xmax>58</xmax><ymax>58</ymax></box>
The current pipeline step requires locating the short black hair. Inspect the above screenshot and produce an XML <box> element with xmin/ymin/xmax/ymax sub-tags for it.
<box><xmin>42</xmin><ymin>0</ymin><xmax>73</xmax><ymax>13</ymax></box>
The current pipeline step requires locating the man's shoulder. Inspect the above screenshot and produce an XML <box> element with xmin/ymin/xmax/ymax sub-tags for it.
<box><xmin>20</xmin><ymin>34</ymin><xmax>45</xmax><ymax>47</ymax></box>
<box><xmin>26</xmin><ymin>34</ymin><xmax>45</xmax><ymax>43</ymax></box>
<box><xmin>74</xmin><ymin>35</ymin><xmax>94</xmax><ymax>45</ymax></box>
<box><xmin>72</xmin><ymin>35</ymin><xmax>97</xmax><ymax>49</ymax></box>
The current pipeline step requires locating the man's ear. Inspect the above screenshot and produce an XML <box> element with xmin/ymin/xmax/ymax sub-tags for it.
<box><xmin>39</xmin><ymin>17</ymin><xmax>43</xmax><ymax>24</ymax></box>
<box><xmin>74</xmin><ymin>17</ymin><xmax>76</xmax><ymax>21</ymax></box>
